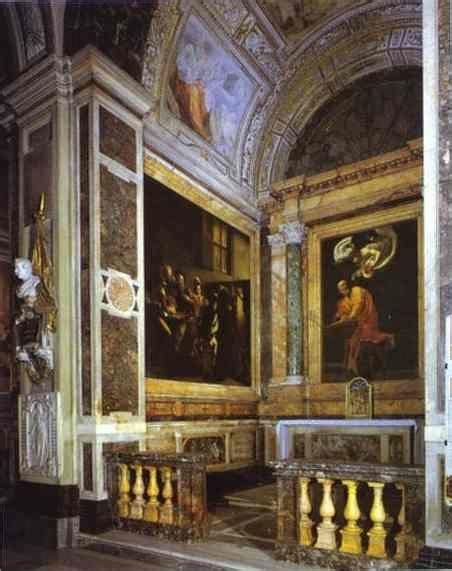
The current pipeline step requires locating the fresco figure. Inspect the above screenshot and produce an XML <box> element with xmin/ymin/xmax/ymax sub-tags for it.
<box><xmin>329</xmin><ymin>279</ymin><xmax>394</xmax><ymax>378</ymax></box>
<box><xmin>170</xmin><ymin>15</ymin><xmax>254</xmax><ymax>159</ymax></box>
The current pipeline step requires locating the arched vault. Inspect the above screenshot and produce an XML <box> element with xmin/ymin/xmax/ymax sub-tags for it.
<box><xmin>250</xmin><ymin>0</ymin><xmax>422</xmax><ymax>198</ymax></box>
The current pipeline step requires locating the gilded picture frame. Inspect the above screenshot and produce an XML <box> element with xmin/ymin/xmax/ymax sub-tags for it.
<box><xmin>143</xmin><ymin>150</ymin><xmax>261</xmax><ymax>403</ymax></box>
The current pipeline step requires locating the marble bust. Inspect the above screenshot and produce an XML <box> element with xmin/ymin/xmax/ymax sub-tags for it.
<box><xmin>15</xmin><ymin>258</ymin><xmax>41</xmax><ymax>304</ymax></box>
<box><xmin>15</xmin><ymin>257</ymin><xmax>54</xmax><ymax>381</ymax></box>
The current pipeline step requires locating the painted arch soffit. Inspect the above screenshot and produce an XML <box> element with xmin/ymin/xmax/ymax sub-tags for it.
<box><xmin>252</xmin><ymin>0</ymin><xmax>422</xmax><ymax>195</ymax></box>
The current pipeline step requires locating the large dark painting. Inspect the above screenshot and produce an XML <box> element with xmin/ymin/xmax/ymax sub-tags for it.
<box><xmin>322</xmin><ymin>219</ymin><xmax>418</xmax><ymax>382</ymax></box>
<box><xmin>145</xmin><ymin>178</ymin><xmax>251</xmax><ymax>386</ymax></box>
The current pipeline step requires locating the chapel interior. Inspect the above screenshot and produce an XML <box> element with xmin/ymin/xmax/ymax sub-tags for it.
<box><xmin>0</xmin><ymin>1</ymin><xmax>449</xmax><ymax>570</ymax></box>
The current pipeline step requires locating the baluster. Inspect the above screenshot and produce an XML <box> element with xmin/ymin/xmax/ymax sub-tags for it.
<box><xmin>159</xmin><ymin>466</ymin><xmax>174</xmax><ymax>525</ymax></box>
<box><xmin>129</xmin><ymin>464</ymin><xmax>145</xmax><ymax>520</ymax></box>
<box><xmin>144</xmin><ymin>466</ymin><xmax>160</xmax><ymax>523</ymax></box>
<box><xmin>117</xmin><ymin>463</ymin><xmax>131</xmax><ymax>518</ymax></box>
<box><xmin>367</xmin><ymin>482</ymin><xmax>387</xmax><ymax>558</ymax></box>
<box><xmin>315</xmin><ymin>478</ymin><xmax>337</xmax><ymax>550</ymax></box>
<box><xmin>394</xmin><ymin>483</ymin><xmax>407</xmax><ymax>561</ymax></box>
<box><xmin>340</xmin><ymin>480</ymin><xmax>362</xmax><ymax>555</ymax></box>
<box><xmin>298</xmin><ymin>477</ymin><xmax>314</xmax><ymax>546</ymax></box>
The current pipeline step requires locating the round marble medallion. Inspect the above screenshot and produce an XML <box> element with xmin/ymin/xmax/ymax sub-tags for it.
<box><xmin>106</xmin><ymin>275</ymin><xmax>135</xmax><ymax>313</ymax></box>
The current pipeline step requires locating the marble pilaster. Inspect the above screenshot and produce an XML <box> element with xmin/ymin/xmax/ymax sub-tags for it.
<box><xmin>423</xmin><ymin>0</ymin><xmax>452</xmax><ymax>549</ymax></box>
<box><xmin>267</xmin><ymin>231</ymin><xmax>287</xmax><ymax>383</ymax></box>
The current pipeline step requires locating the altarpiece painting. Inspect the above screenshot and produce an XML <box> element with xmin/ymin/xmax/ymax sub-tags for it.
<box><xmin>322</xmin><ymin>217</ymin><xmax>419</xmax><ymax>382</ymax></box>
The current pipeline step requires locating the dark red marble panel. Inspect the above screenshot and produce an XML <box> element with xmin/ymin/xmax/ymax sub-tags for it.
<box><xmin>101</xmin><ymin>311</ymin><xmax>138</xmax><ymax>416</ymax></box>
<box><xmin>100</xmin><ymin>165</ymin><xmax>137</xmax><ymax>278</ymax></box>
<box><xmin>83</xmin><ymin>442</ymin><xmax>93</xmax><ymax>492</ymax></box>
<box><xmin>99</xmin><ymin>106</ymin><xmax>136</xmax><ymax>172</ymax></box>
<box><xmin>80</xmin><ymin>105</ymin><xmax>92</xmax><ymax>416</ymax></box>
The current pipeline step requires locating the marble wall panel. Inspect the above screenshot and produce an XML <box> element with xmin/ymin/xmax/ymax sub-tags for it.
<box><xmin>145</xmin><ymin>399</ymin><xmax>258</xmax><ymax>421</ymax></box>
<box><xmin>101</xmin><ymin>312</ymin><xmax>138</xmax><ymax>416</ymax></box>
<box><xmin>23</xmin><ymin>121</ymin><xmax>52</xmax><ymax>226</ymax></box>
<box><xmin>79</xmin><ymin>105</ymin><xmax>91</xmax><ymax>416</ymax></box>
<box><xmin>183</xmin><ymin>436</ymin><xmax>225</xmax><ymax>464</ymax></box>
<box><xmin>437</xmin><ymin>0</ymin><xmax>451</xmax><ymax>411</ymax></box>
<box><xmin>260</xmin><ymin>231</ymin><xmax>272</xmax><ymax>392</ymax></box>
<box><xmin>99</xmin><ymin>107</ymin><xmax>137</xmax><ymax>173</ymax></box>
<box><xmin>82</xmin><ymin>442</ymin><xmax>93</xmax><ymax>492</ymax></box>
<box><xmin>310</xmin><ymin>434</ymin><xmax>380</xmax><ymax>463</ymax></box>
<box><xmin>271</xmin><ymin>247</ymin><xmax>287</xmax><ymax>381</ymax></box>
<box><xmin>293</xmin><ymin>433</ymin><xmax>305</xmax><ymax>458</ymax></box>
<box><xmin>102</xmin><ymin>441</ymin><xmax>139</xmax><ymax>455</ymax></box>
<box><xmin>100</xmin><ymin>165</ymin><xmax>137</xmax><ymax>278</ymax></box>
<box><xmin>231</xmin><ymin>431</ymin><xmax>255</xmax><ymax>463</ymax></box>
<box><xmin>144</xmin><ymin>435</ymin><xmax>176</xmax><ymax>454</ymax></box>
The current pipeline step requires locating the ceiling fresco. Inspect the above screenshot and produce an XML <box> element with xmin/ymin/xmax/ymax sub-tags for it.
<box><xmin>167</xmin><ymin>13</ymin><xmax>257</xmax><ymax>161</ymax></box>
<box><xmin>259</xmin><ymin>0</ymin><xmax>359</xmax><ymax>40</ymax></box>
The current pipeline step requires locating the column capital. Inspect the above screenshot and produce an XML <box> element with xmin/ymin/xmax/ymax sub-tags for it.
<box><xmin>267</xmin><ymin>231</ymin><xmax>286</xmax><ymax>249</ymax></box>
<box><xmin>280</xmin><ymin>221</ymin><xmax>307</xmax><ymax>245</ymax></box>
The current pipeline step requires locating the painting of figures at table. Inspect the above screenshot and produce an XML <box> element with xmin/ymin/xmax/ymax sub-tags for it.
<box><xmin>0</xmin><ymin>263</ymin><xmax>11</xmax><ymax>391</ymax></box>
<box><xmin>322</xmin><ymin>219</ymin><xmax>418</xmax><ymax>382</ymax></box>
<box><xmin>167</xmin><ymin>14</ymin><xmax>255</xmax><ymax>160</ymax></box>
<box><xmin>144</xmin><ymin>178</ymin><xmax>251</xmax><ymax>386</ymax></box>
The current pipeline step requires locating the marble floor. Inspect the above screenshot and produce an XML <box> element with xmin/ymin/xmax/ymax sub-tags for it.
<box><xmin>80</xmin><ymin>504</ymin><xmax>322</xmax><ymax>571</ymax></box>
<box><xmin>223</xmin><ymin>483</ymin><xmax>277</xmax><ymax>510</ymax></box>
<box><xmin>1</xmin><ymin>492</ymin><xmax>320</xmax><ymax>570</ymax></box>
<box><xmin>4</xmin><ymin>540</ymin><xmax>201</xmax><ymax>571</ymax></box>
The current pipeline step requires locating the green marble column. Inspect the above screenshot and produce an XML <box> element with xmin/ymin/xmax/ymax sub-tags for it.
<box><xmin>281</xmin><ymin>222</ymin><xmax>306</xmax><ymax>382</ymax></box>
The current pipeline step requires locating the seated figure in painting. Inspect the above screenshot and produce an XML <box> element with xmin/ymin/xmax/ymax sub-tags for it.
<box><xmin>329</xmin><ymin>279</ymin><xmax>395</xmax><ymax>379</ymax></box>
<box><xmin>15</xmin><ymin>257</ymin><xmax>55</xmax><ymax>383</ymax></box>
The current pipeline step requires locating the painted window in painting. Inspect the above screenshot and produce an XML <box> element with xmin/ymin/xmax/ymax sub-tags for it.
<box><xmin>202</xmin><ymin>214</ymin><xmax>230</xmax><ymax>274</ymax></box>
<box><xmin>322</xmin><ymin>219</ymin><xmax>418</xmax><ymax>382</ymax></box>
<box><xmin>144</xmin><ymin>177</ymin><xmax>251</xmax><ymax>387</ymax></box>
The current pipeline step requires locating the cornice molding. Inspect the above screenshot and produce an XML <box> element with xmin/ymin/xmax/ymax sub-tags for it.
<box><xmin>71</xmin><ymin>45</ymin><xmax>152</xmax><ymax>118</ymax></box>
<box><xmin>270</xmin><ymin>138</ymin><xmax>422</xmax><ymax>202</ymax></box>
<box><xmin>1</xmin><ymin>55</ymin><xmax>70</xmax><ymax>120</ymax></box>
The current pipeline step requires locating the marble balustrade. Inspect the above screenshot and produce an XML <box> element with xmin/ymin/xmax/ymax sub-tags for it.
<box><xmin>271</xmin><ymin>459</ymin><xmax>424</xmax><ymax>570</ymax></box>
<box><xmin>105</xmin><ymin>452</ymin><xmax>209</xmax><ymax>542</ymax></box>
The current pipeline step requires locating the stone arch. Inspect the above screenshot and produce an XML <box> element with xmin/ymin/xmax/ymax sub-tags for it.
<box><xmin>285</xmin><ymin>66</ymin><xmax>422</xmax><ymax>178</ymax></box>
<box><xmin>244</xmin><ymin>0</ymin><xmax>421</xmax><ymax>196</ymax></box>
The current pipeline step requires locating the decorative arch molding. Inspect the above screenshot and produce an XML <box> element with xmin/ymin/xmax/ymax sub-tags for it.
<box><xmin>0</xmin><ymin>2</ymin><xmax>51</xmax><ymax>86</ymax></box>
<box><xmin>246</xmin><ymin>0</ymin><xmax>421</xmax><ymax>197</ymax></box>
